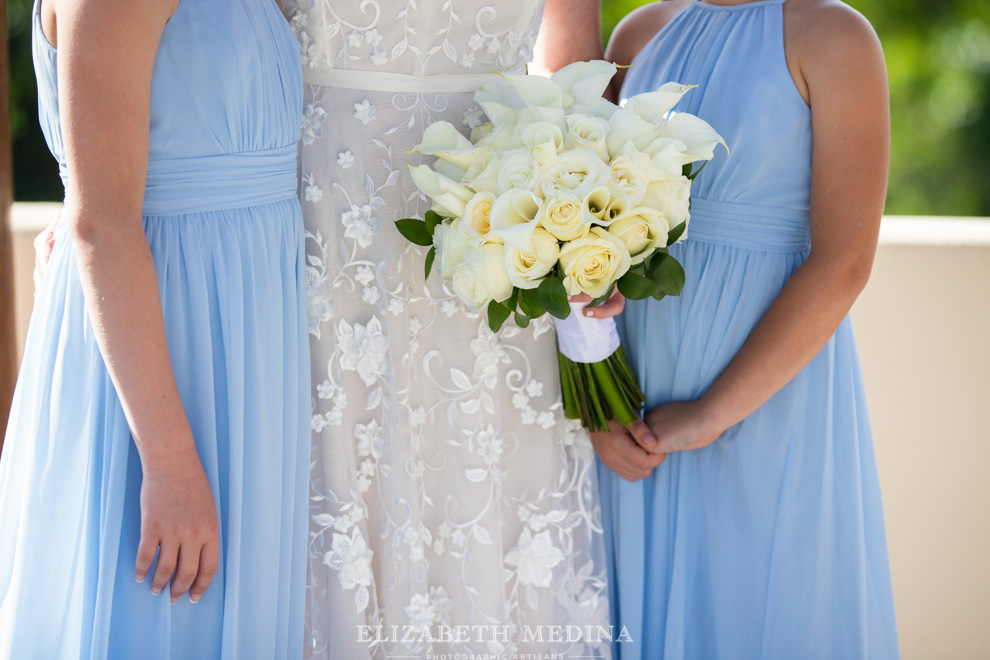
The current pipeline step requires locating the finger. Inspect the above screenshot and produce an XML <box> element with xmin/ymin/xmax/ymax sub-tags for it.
<box><xmin>584</xmin><ymin>291</ymin><xmax>625</xmax><ymax>318</ymax></box>
<box><xmin>169</xmin><ymin>544</ymin><xmax>202</xmax><ymax>604</ymax></box>
<box><xmin>189</xmin><ymin>539</ymin><xmax>220</xmax><ymax>604</ymax></box>
<box><xmin>626</xmin><ymin>419</ymin><xmax>658</xmax><ymax>449</ymax></box>
<box><xmin>150</xmin><ymin>541</ymin><xmax>179</xmax><ymax>596</ymax></box>
<box><xmin>135</xmin><ymin>532</ymin><xmax>159</xmax><ymax>583</ymax></box>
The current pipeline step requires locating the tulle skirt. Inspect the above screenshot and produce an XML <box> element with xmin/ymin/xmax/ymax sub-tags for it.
<box><xmin>599</xmin><ymin>238</ymin><xmax>900</xmax><ymax>659</ymax></box>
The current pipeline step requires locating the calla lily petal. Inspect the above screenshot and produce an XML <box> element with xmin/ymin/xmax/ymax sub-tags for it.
<box><xmin>661</xmin><ymin>112</ymin><xmax>728</xmax><ymax>162</ymax></box>
<box><xmin>625</xmin><ymin>82</ymin><xmax>698</xmax><ymax>123</ymax></box>
<box><xmin>414</xmin><ymin>121</ymin><xmax>473</xmax><ymax>154</ymax></box>
<box><xmin>409</xmin><ymin>164</ymin><xmax>474</xmax><ymax>217</ymax></box>
<box><xmin>552</xmin><ymin>60</ymin><xmax>618</xmax><ymax>105</ymax></box>
<box><xmin>491</xmin><ymin>189</ymin><xmax>541</xmax><ymax>251</ymax></box>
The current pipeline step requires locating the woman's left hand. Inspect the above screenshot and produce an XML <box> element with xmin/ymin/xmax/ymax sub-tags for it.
<box><xmin>644</xmin><ymin>400</ymin><xmax>724</xmax><ymax>455</ymax></box>
<box><xmin>569</xmin><ymin>287</ymin><xmax>626</xmax><ymax>319</ymax></box>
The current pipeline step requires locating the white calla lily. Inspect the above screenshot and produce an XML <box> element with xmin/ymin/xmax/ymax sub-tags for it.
<box><xmin>625</xmin><ymin>82</ymin><xmax>697</xmax><ymax>123</ymax></box>
<box><xmin>414</xmin><ymin>120</ymin><xmax>473</xmax><ymax>154</ymax></box>
<box><xmin>497</xmin><ymin>73</ymin><xmax>565</xmax><ymax>126</ymax></box>
<box><xmin>635</xmin><ymin>137</ymin><xmax>692</xmax><ymax>179</ymax></box>
<box><xmin>660</xmin><ymin>112</ymin><xmax>728</xmax><ymax>163</ymax></box>
<box><xmin>606</xmin><ymin>108</ymin><xmax>660</xmax><ymax>159</ymax></box>
<box><xmin>474</xmin><ymin>83</ymin><xmax>524</xmax><ymax>127</ymax></box>
<box><xmin>580</xmin><ymin>186</ymin><xmax>613</xmax><ymax>226</ymax></box>
<box><xmin>408</xmin><ymin>164</ymin><xmax>474</xmax><ymax>217</ymax></box>
<box><xmin>490</xmin><ymin>189</ymin><xmax>542</xmax><ymax>250</ymax></box>
<box><xmin>551</xmin><ymin>60</ymin><xmax>618</xmax><ymax>106</ymax></box>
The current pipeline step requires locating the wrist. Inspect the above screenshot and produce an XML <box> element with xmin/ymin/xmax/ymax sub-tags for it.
<box><xmin>695</xmin><ymin>394</ymin><xmax>732</xmax><ymax>438</ymax></box>
<box><xmin>136</xmin><ymin>431</ymin><xmax>201</xmax><ymax>481</ymax></box>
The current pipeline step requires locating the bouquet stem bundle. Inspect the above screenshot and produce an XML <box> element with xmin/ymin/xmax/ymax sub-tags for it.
<box><xmin>558</xmin><ymin>344</ymin><xmax>643</xmax><ymax>432</ymax></box>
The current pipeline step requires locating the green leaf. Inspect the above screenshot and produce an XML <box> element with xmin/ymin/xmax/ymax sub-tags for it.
<box><xmin>518</xmin><ymin>288</ymin><xmax>546</xmax><ymax>319</ymax></box>
<box><xmin>681</xmin><ymin>163</ymin><xmax>693</xmax><ymax>178</ymax></box>
<box><xmin>395</xmin><ymin>218</ymin><xmax>433</xmax><ymax>246</ymax></box>
<box><xmin>586</xmin><ymin>282</ymin><xmax>616</xmax><ymax>309</ymax></box>
<box><xmin>537</xmin><ymin>275</ymin><xmax>570</xmax><ymax>320</ymax></box>
<box><xmin>617</xmin><ymin>269</ymin><xmax>660</xmax><ymax>300</ymax></box>
<box><xmin>425</xmin><ymin>210</ymin><xmax>443</xmax><ymax>236</ymax></box>
<box><xmin>667</xmin><ymin>221</ymin><xmax>687</xmax><ymax>245</ymax></box>
<box><xmin>487</xmin><ymin>299</ymin><xmax>513</xmax><ymax>333</ymax></box>
<box><xmin>648</xmin><ymin>252</ymin><xmax>686</xmax><ymax>296</ymax></box>
<box><xmin>514</xmin><ymin>312</ymin><xmax>531</xmax><ymax>328</ymax></box>
<box><xmin>424</xmin><ymin>246</ymin><xmax>436</xmax><ymax>280</ymax></box>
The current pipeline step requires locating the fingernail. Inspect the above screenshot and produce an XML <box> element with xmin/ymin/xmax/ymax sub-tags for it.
<box><xmin>190</xmin><ymin>595</ymin><xmax>200</xmax><ymax>604</ymax></box>
<box><xmin>584</xmin><ymin>310</ymin><xmax>593</xmax><ymax>317</ymax></box>
<box><xmin>135</xmin><ymin>575</ymin><xmax>145</xmax><ymax>583</ymax></box>
<box><xmin>170</xmin><ymin>595</ymin><xmax>179</xmax><ymax>605</ymax></box>
<box><xmin>151</xmin><ymin>586</ymin><xmax>162</xmax><ymax>595</ymax></box>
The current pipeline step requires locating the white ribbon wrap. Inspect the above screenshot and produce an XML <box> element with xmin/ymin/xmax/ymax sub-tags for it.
<box><xmin>552</xmin><ymin>301</ymin><xmax>622</xmax><ymax>363</ymax></box>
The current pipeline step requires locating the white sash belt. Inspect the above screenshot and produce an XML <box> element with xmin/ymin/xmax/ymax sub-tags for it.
<box><xmin>302</xmin><ymin>66</ymin><xmax>526</xmax><ymax>94</ymax></box>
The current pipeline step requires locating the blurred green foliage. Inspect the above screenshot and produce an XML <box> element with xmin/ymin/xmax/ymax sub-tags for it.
<box><xmin>6</xmin><ymin>0</ymin><xmax>990</xmax><ymax>215</ymax></box>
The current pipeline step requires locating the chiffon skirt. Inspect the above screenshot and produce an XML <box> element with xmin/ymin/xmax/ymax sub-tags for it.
<box><xmin>599</xmin><ymin>238</ymin><xmax>900</xmax><ymax>659</ymax></box>
<box><xmin>0</xmin><ymin>201</ymin><xmax>310</xmax><ymax>659</ymax></box>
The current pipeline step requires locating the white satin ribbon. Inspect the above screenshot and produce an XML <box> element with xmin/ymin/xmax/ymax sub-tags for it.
<box><xmin>302</xmin><ymin>67</ymin><xmax>526</xmax><ymax>94</ymax></box>
<box><xmin>552</xmin><ymin>301</ymin><xmax>622</xmax><ymax>363</ymax></box>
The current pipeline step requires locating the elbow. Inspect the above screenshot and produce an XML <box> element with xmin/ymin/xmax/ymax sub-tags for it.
<box><xmin>63</xmin><ymin>204</ymin><xmax>143</xmax><ymax>246</ymax></box>
<box><xmin>808</xmin><ymin>248</ymin><xmax>876</xmax><ymax>300</ymax></box>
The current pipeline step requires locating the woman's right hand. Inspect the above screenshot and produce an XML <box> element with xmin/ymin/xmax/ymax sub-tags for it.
<box><xmin>32</xmin><ymin>216</ymin><xmax>59</xmax><ymax>293</ymax></box>
<box><xmin>135</xmin><ymin>451</ymin><xmax>220</xmax><ymax>605</ymax></box>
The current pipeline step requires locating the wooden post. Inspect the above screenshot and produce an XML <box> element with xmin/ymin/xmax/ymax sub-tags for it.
<box><xmin>0</xmin><ymin>0</ymin><xmax>18</xmax><ymax>441</ymax></box>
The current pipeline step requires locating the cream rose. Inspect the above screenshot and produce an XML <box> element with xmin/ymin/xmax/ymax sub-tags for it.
<box><xmin>460</xmin><ymin>192</ymin><xmax>501</xmax><ymax>244</ymax></box>
<box><xmin>434</xmin><ymin>218</ymin><xmax>469</xmax><ymax>279</ymax></box>
<box><xmin>504</xmin><ymin>227</ymin><xmax>560</xmax><ymax>290</ymax></box>
<box><xmin>564</xmin><ymin>114</ymin><xmax>610</xmax><ymax>162</ymax></box>
<box><xmin>517</xmin><ymin>121</ymin><xmax>565</xmax><ymax>165</ymax></box>
<box><xmin>606</xmin><ymin>154</ymin><xmax>651</xmax><ymax>208</ymax></box>
<box><xmin>539</xmin><ymin>195</ymin><xmax>591</xmax><ymax>241</ymax></box>
<box><xmin>462</xmin><ymin>150</ymin><xmax>501</xmax><ymax>194</ymax></box>
<box><xmin>496</xmin><ymin>149</ymin><xmax>541</xmax><ymax>195</ymax></box>
<box><xmin>540</xmin><ymin>148</ymin><xmax>610</xmax><ymax>202</ymax></box>
<box><xmin>558</xmin><ymin>227</ymin><xmax>632</xmax><ymax>298</ymax></box>
<box><xmin>641</xmin><ymin>176</ymin><xmax>691</xmax><ymax>229</ymax></box>
<box><xmin>451</xmin><ymin>243</ymin><xmax>514</xmax><ymax>313</ymax></box>
<box><xmin>608</xmin><ymin>207</ymin><xmax>670</xmax><ymax>265</ymax></box>
<box><xmin>450</xmin><ymin>262</ymin><xmax>492</xmax><ymax>313</ymax></box>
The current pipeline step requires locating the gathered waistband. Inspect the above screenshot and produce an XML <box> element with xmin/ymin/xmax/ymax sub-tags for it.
<box><xmin>684</xmin><ymin>197</ymin><xmax>811</xmax><ymax>252</ymax></box>
<box><xmin>59</xmin><ymin>145</ymin><xmax>299</xmax><ymax>217</ymax></box>
<box><xmin>302</xmin><ymin>67</ymin><xmax>526</xmax><ymax>94</ymax></box>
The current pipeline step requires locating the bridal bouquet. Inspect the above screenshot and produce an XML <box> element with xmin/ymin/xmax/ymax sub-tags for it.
<box><xmin>398</xmin><ymin>61</ymin><xmax>725</xmax><ymax>431</ymax></box>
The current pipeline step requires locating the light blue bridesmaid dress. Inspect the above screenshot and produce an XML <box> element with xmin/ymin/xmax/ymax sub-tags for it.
<box><xmin>0</xmin><ymin>1</ymin><xmax>309</xmax><ymax>657</ymax></box>
<box><xmin>598</xmin><ymin>1</ymin><xmax>900</xmax><ymax>658</ymax></box>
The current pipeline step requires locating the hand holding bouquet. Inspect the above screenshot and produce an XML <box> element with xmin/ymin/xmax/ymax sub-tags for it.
<box><xmin>398</xmin><ymin>61</ymin><xmax>725</xmax><ymax>431</ymax></box>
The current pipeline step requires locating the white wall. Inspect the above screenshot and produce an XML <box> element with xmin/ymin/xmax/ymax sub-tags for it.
<box><xmin>8</xmin><ymin>206</ymin><xmax>990</xmax><ymax>659</ymax></box>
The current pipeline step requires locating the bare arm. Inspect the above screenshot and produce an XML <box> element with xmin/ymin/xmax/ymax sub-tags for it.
<box><xmin>52</xmin><ymin>0</ymin><xmax>219</xmax><ymax>603</ymax></box>
<box><xmin>532</xmin><ymin>0</ymin><xmax>604</xmax><ymax>75</ymax></box>
<box><xmin>644</xmin><ymin>5</ymin><xmax>890</xmax><ymax>453</ymax></box>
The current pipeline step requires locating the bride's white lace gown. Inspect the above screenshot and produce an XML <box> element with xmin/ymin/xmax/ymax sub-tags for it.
<box><xmin>280</xmin><ymin>2</ymin><xmax>611</xmax><ymax>657</ymax></box>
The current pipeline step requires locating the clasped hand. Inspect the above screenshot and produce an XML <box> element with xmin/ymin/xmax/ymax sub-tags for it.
<box><xmin>591</xmin><ymin>399</ymin><xmax>724</xmax><ymax>482</ymax></box>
